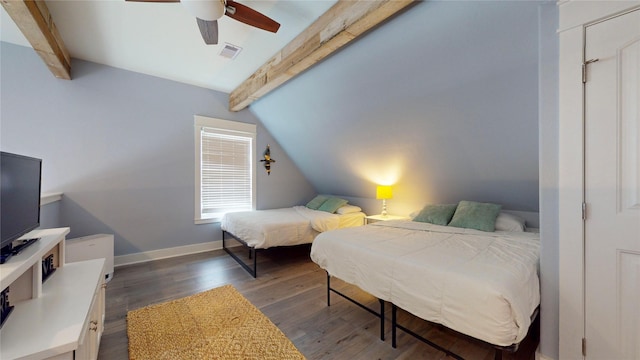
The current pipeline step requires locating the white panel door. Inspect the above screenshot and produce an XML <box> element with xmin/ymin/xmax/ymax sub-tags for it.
<box><xmin>584</xmin><ymin>8</ymin><xmax>640</xmax><ymax>360</ymax></box>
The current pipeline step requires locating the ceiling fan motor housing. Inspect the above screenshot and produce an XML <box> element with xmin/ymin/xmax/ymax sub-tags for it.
<box><xmin>181</xmin><ymin>0</ymin><xmax>226</xmax><ymax>21</ymax></box>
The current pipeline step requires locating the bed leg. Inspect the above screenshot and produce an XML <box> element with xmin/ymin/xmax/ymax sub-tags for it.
<box><xmin>326</xmin><ymin>272</ymin><xmax>331</xmax><ymax>306</ymax></box>
<box><xmin>251</xmin><ymin>248</ymin><xmax>257</xmax><ymax>278</ymax></box>
<box><xmin>222</xmin><ymin>230</ymin><xmax>258</xmax><ymax>278</ymax></box>
<box><xmin>379</xmin><ymin>299</ymin><xmax>385</xmax><ymax>341</ymax></box>
<box><xmin>392</xmin><ymin>303</ymin><xmax>397</xmax><ymax>348</ymax></box>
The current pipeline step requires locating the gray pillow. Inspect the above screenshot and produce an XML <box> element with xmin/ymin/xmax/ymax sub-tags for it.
<box><xmin>306</xmin><ymin>195</ymin><xmax>329</xmax><ymax>210</ymax></box>
<box><xmin>412</xmin><ymin>204</ymin><xmax>458</xmax><ymax>226</ymax></box>
<box><xmin>448</xmin><ymin>200</ymin><xmax>502</xmax><ymax>232</ymax></box>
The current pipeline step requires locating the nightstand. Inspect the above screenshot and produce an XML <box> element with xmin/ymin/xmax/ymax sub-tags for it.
<box><xmin>365</xmin><ymin>214</ymin><xmax>409</xmax><ymax>225</ymax></box>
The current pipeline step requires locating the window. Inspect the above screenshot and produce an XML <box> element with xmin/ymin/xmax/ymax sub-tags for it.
<box><xmin>194</xmin><ymin>115</ymin><xmax>256</xmax><ymax>223</ymax></box>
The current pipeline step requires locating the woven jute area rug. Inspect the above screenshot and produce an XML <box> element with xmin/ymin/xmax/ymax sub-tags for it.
<box><xmin>127</xmin><ymin>284</ymin><xmax>305</xmax><ymax>360</ymax></box>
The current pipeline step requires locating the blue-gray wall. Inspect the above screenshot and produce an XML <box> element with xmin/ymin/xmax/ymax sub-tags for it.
<box><xmin>250</xmin><ymin>2</ymin><xmax>558</xmax><ymax>358</ymax></box>
<box><xmin>251</xmin><ymin>1</ymin><xmax>540</xmax><ymax>217</ymax></box>
<box><xmin>0</xmin><ymin>42</ymin><xmax>315</xmax><ymax>256</ymax></box>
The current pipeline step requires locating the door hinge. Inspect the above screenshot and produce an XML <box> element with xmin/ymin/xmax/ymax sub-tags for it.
<box><xmin>582</xmin><ymin>202</ymin><xmax>587</xmax><ymax>220</ymax></box>
<box><xmin>582</xmin><ymin>58</ymin><xmax>600</xmax><ymax>83</ymax></box>
<box><xmin>582</xmin><ymin>338</ymin><xmax>587</xmax><ymax>356</ymax></box>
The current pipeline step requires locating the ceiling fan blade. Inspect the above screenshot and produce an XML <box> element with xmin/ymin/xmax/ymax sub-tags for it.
<box><xmin>196</xmin><ymin>18</ymin><xmax>219</xmax><ymax>45</ymax></box>
<box><xmin>225</xmin><ymin>0</ymin><xmax>280</xmax><ymax>33</ymax></box>
<box><xmin>125</xmin><ymin>0</ymin><xmax>179</xmax><ymax>2</ymax></box>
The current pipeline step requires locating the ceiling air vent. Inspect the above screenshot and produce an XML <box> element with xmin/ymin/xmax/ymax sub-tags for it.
<box><xmin>219</xmin><ymin>43</ymin><xmax>242</xmax><ymax>60</ymax></box>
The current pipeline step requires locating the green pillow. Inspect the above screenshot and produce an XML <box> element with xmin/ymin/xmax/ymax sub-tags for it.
<box><xmin>412</xmin><ymin>204</ymin><xmax>458</xmax><ymax>226</ymax></box>
<box><xmin>306</xmin><ymin>195</ymin><xmax>329</xmax><ymax>210</ymax></box>
<box><xmin>317</xmin><ymin>197</ymin><xmax>348</xmax><ymax>213</ymax></box>
<box><xmin>448</xmin><ymin>200</ymin><xmax>502</xmax><ymax>232</ymax></box>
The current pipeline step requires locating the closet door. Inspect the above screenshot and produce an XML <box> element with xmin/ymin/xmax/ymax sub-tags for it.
<box><xmin>584</xmin><ymin>8</ymin><xmax>640</xmax><ymax>359</ymax></box>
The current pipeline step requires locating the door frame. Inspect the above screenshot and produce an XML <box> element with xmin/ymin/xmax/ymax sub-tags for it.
<box><xmin>558</xmin><ymin>2</ymin><xmax>640</xmax><ymax>359</ymax></box>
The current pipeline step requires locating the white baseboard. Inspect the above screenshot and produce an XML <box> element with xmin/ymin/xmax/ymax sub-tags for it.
<box><xmin>114</xmin><ymin>240</ymin><xmax>223</xmax><ymax>267</ymax></box>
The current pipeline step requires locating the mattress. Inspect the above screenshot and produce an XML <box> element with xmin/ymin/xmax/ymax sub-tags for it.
<box><xmin>310</xmin><ymin>220</ymin><xmax>540</xmax><ymax>347</ymax></box>
<box><xmin>221</xmin><ymin>206</ymin><xmax>365</xmax><ymax>249</ymax></box>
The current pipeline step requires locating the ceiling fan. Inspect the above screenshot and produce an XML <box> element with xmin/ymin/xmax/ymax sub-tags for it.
<box><xmin>127</xmin><ymin>0</ymin><xmax>280</xmax><ymax>45</ymax></box>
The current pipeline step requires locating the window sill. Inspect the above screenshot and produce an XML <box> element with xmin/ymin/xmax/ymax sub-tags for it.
<box><xmin>194</xmin><ymin>218</ymin><xmax>221</xmax><ymax>225</ymax></box>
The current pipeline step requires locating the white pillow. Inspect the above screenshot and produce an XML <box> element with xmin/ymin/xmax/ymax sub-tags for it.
<box><xmin>494</xmin><ymin>212</ymin><xmax>526</xmax><ymax>232</ymax></box>
<box><xmin>336</xmin><ymin>204</ymin><xmax>362</xmax><ymax>215</ymax></box>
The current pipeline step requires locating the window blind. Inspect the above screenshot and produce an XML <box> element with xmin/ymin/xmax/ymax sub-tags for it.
<box><xmin>200</xmin><ymin>127</ymin><xmax>254</xmax><ymax>219</ymax></box>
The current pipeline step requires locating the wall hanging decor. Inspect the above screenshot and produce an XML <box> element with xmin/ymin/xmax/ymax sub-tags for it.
<box><xmin>260</xmin><ymin>145</ymin><xmax>276</xmax><ymax>175</ymax></box>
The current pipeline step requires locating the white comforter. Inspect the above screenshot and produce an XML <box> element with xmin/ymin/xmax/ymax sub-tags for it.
<box><xmin>310</xmin><ymin>220</ymin><xmax>540</xmax><ymax>347</ymax></box>
<box><xmin>221</xmin><ymin>206</ymin><xmax>342</xmax><ymax>249</ymax></box>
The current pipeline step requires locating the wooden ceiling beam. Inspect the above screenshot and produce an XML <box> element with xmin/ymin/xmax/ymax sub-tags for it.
<box><xmin>229</xmin><ymin>0</ymin><xmax>415</xmax><ymax>112</ymax></box>
<box><xmin>1</xmin><ymin>0</ymin><xmax>71</xmax><ymax>79</ymax></box>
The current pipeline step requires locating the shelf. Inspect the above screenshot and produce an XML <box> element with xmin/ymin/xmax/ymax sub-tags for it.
<box><xmin>0</xmin><ymin>228</ymin><xmax>70</xmax><ymax>291</ymax></box>
<box><xmin>41</xmin><ymin>192</ymin><xmax>63</xmax><ymax>206</ymax></box>
<box><xmin>0</xmin><ymin>259</ymin><xmax>105</xmax><ymax>359</ymax></box>
<box><xmin>0</xmin><ymin>227</ymin><xmax>105</xmax><ymax>359</ymax></box>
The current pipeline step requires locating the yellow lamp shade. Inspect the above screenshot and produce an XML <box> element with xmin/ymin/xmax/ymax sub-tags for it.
<box><xmin>376</xmin><ymin>185</ymin><xmax>393</xmax><ymax>200</ymax></box>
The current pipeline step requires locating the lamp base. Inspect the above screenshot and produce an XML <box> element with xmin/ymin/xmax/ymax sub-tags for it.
<box><xmin>381</xmin><ymin>200</ymin><xmax>388</xmax><ymax>217</ymax></box>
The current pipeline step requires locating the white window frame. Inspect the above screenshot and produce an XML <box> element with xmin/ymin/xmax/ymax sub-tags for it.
<box><xmin>194</xmin><ymin>115</ymin><xmax>256</xmax><ymax>224</ymax></box>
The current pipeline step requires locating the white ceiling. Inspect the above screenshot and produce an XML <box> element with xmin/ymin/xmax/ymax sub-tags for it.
<box><xmin>0</xmin><ymin>0</ymin><xmax>337</xmax><ymax>94</ymax></box>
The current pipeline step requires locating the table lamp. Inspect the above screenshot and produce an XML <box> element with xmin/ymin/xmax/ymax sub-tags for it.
<box><xmin>376</xmin><ymin>185</ymin><xmax>393</xmax><ymax>216</ymax></box>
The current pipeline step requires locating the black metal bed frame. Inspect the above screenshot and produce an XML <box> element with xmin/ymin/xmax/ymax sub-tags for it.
<box><xmin>222</xmin><ymin>230</ymin><xmax>258</xmax><ymax>278</ymax></box>
<box><xmin>326</xmin><ymin>272</ymin><xmax>540</xmax><ymax>360</ymax></box>
<box><xmin>327</xmin><ymin>273</ymin><xmax>386</xmax><ymax>341</ymax></box>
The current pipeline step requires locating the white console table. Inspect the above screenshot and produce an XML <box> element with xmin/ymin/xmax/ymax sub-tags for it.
<box><xmin>0</xmin><ymin>228</ymin><xmax>105</xmax><ymax>360</ymax></box>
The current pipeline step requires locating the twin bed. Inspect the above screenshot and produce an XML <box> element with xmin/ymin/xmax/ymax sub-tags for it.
<box><xmin>221</xmin><ymin>204</ymin><xmax>365</xmax><ymax>277</ymax></box>
<box><xmin>220</xmin><ymin>199</ymin><xmax>540</xmax><ymax>359</ymax></box>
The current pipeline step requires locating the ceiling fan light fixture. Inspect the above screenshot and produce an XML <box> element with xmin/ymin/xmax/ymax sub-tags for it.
<box><xmin>181</xmin><ymin>0</ymin><xmax>226</xmax><ymax>21</ymax></box>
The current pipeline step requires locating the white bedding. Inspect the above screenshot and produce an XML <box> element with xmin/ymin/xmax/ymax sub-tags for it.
<box><xmin>221</xmin><ymin>206</ymin><xmax>365</xmax><ymax>249</ymax></box>
<box><xmin>310</xmin><ymin>220</ymin><xmax>540</xmax><ymax>347</ymax></box>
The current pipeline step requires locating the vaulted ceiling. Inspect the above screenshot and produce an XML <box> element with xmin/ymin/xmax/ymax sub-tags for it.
<box><xmin>1</xmin><ymin>0</ymin><xmax>415</xmax><ymax>111</ymax></box>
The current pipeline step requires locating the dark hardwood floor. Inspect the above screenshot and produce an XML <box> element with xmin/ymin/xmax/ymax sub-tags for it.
<box><xmin>97</xmin><ymin>245</ymin><xmax>535</xmax><ymax>359</ymax></box>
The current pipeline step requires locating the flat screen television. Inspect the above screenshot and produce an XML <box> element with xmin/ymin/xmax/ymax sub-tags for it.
<box><xmin>1</xmin><ymin>151</ymin><xmax>42</xmax><ymax>263</ymax></box>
